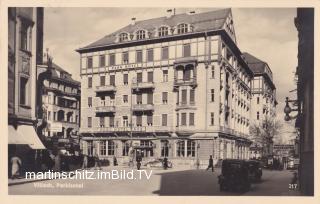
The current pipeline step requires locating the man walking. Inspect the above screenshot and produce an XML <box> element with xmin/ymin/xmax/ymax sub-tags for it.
<box><xmin>206</xmin><ymin>155</ymin><xmax>214</xmax><ymax>172</ymax></box>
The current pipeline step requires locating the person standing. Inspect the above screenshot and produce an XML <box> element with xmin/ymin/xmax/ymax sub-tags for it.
<box><xmin>206</xmin><ymin>155</ymin><xmax>214</xmax><ymax>172</ymax></box>
<box><xmin>11</xmin><ymin>154</ymin><xmax>22</xmax><ymax>179</ymax></box>
<box><xmin>163</xmin><ymin>157</ymin><xmax>168</xmax><ymax>170</ymax></box>
<box><xmin>94</xmin><ymin>153</ymin><xmax>101</xmax><ymax>170</ymax></box>
<box><xmin>136</xmin><ymin>152</ymin><xmax>142</xmax><ymax>170</ymax></box>
<box><xmin>82</xmin><ymin>154</ymin><xmax>88</xmax><ymax>170</ymax></box>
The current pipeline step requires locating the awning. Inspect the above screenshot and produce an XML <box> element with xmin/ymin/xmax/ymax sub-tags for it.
<box><xmin>8</xmin><ymin>125</ymin><xmax>26</xmax><ymax>144</ymax></box>
<box><xmin>17</xmin><ymin>125</ymin><xmax>46</xmax><ymax>149</ymax></box>
<box><xmin>61</xmin><ymin>96</ymin><xmax>77</xmax><ymax>101</ymax></box>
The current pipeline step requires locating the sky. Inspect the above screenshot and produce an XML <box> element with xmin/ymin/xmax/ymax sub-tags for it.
<box><xmin>43</xmin><ymin>7</ymin><xmax>298</xmax><ymax>143</ymax></box>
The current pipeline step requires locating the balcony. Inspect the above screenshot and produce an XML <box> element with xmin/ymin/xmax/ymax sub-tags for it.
<box><xmin>95</xmin><ymin>85</ymin><xmax>116</xmax><ymax>93</ymax></box>
<box><xmin>132</xmin><ymin>104</ymin><xmax>154</xmax><ymax>112</ymax></box>
<box><xmin>132</xmin><ymin>81</ymin><xmax>154</xmax><ymax>90</ymax></box>
<box><xmin>176</xmin><ymin>102</ymin><xmax>196</xmax><ymax>110</ymax></box>
<box><xmin>174</xmin><ymin>78</ymin><xmax>197</xmax><ymax>87</ymax></box>
<box><xmin>95</xmin><ymin>105</ymin><xmax>116</xmax><ymax>113</ymax></box>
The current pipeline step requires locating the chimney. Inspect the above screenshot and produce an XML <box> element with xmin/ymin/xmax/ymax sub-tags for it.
<box><xmin>166</xmin><ymin>9</ymin><xmax>175</xmax><ymax>18</ymax></box>
<box><xmin>131</xmin><ymin>17</ymin><xmax>136</xmax><ymax>25</ymax></box>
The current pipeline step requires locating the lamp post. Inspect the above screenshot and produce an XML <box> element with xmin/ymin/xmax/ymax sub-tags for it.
<box><xmin>284</xmin><ymin>97</ymin><xmax>301</xmax><ymax>121</ymax></box>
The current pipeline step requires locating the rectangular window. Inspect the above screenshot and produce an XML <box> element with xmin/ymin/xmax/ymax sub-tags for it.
<box><xmin>100</xmin><ymin>117</ymin><xmax>105</xmax><ymax>127</ymax></box>
<box><xmin>183</xmin><ymin>44</ymin><xmax>191</xmax><ymax>57</ymax></box>
<box><xmin>108</xmin><ymin>141</ymin><xmax>115</xmax><ymax>155</ymax></box>
<box><xmin>211</xmin><ymin>66</ymin><xmax>215</xmax><ymax>78</ymax></box>
<box><xmin>147</xmin><ymin>71</ymin><xmax>153</xmax><ymax>82</ymax></box>
<box><xmin>163</xmin><ymin>70</ymin><xmax>168</xmax><ymax>82</ymax></box>
<box><xmin>122</xmin><ymin>52</ymin><xmax>129</xmax><ymax>64</ymax></box>
<box><xmin>20</xmin><ymin>23</ymin><xmax>28</xmax><ymax>51</ymax></box>
<box><xmin>99</xmin><ymin>55</ymin><xmax>105</xmax><ymax>67</ymax></box>
<box><xmin>176</xmin><ymin>113</ymin><xmax>179</xmax><ymax>127</ymax></box>
<box><xmin>87</xmin><ymin>141</ymin><xmax>93</xmax><ymax>156</ymax></box>
<box><xmin>47</xmin><ymin>111</ymin><xmax>51</xmax><ymax>121</ymax></box>
<box><xmin>88</xmin><ymin>97</ymin><xmax>92</xmax><ymax>107</ymax></box>
<box><xmin>183</xmin><ymin>69</ymin><xmax>191</xmax><ymax>81</ymax></box>
<box><xmin>189</xmin><ymin>113</ymin><xmax>194</xmax><ymax>126</ymax></box>
<box><xmin>147</xmin><ymin>93</ymin><xmax>153</xmax><ymax>104</ymax></box>
<box><xmin>162</xmin><ymin>114</ymin><xmax>168</xmax><ymax>126</ymax></box>
<box><xmin>211</xmin><ymin>89</ymin><xmax>215</xmax><ymax>102</ymax></box>
<box><xmin>109</xmin><ymin>54</ymin><xmax>115</xmax><ymax>66</ymax></box>
<box><xmin>177</xmin><ymin>141</ymin><xmax>185</xmax><ymax>157</ymax></box>
<box><xmin>137</xmin><ymin>72</ymin><xmax>143</xmax><ymax>83</ymax></box>
<box><xmin>123</xmin><ymin>95</ymin><xmax>128</xmax><ymax>103</ymax></box>
<box><xmin>122</xmin><ymin>141</ymin><xmax>130</xmax><ymax>156</ymax></box>
<box><xmin>162</xmin><ymin>92</ymin><xmax>168</xmax><ymax>104</ymax></box>
<box><xmin>257</xmin><ymin>97</ymin><xmax>260</xmax><ymax>104</ymax></box>
<box><xmin>87</xmin><ymin>57</ymin><xmax>93</xmax><ymax>68</ymax></box>
<box><xmin>136</xmin><ymin>50</ymin><xmax>143</xmax><ymax>63</ymax></box>
<box><xmin>187</xmin><ymin>140</ymin><xmax>195</xmax><ymax>157</ymax></box>
<box><xmin>75</xmin><ymin>115</ymin><xmax>78</xmax><ymax>123</ymax></box>
<box><xmin>161</xmin><ymin>46</ymin><xmax>169</xmax><ymax>60</ymax></box>
<box><xmin>257</xmin><ymin>112</ymin><xmax>260</xmax><ymax>120</ymax></box>
<box><xmin>210</xmin><ymin>112</ymin><xmax>214</xmax><ymax>126</ymax></box>
<box><xmin>110</xmin><ymin>75</ymin><xmax>115</xmax><ymax>85</ymax></box>
<box><xmin>100</xmin><ymin>75</ymin><xmax>105</xmax><ymax>86</ymax></box>
<box><xmin>54</xmin><ymin>112</ymin><xmax>57</xmax><ymax>121</ymax></box>
<box><xmin>123</xmin><ymin>73</ymin><xmax>128</xmax><ymax>85</ymax></box>
<box><xmin>190</xmin><ymin>89</ymin><xmax>195</xmax><ymax>104</ymax></box>
<box><xmin>181</xmin><ymin>113</ymin><xmax>187</xmax><ymax>126</ymax></box>
<box><xmin>88</xmin><ymin>77</ymin><xmax>92</xmax><ymax>88</ymax></box>
<box><xmin>19</xmin><ymin>77</ymin><xmax>28</xmax><ymax>105</ymax></box>
<box><xmin>182</xmin><ymin>89</ymin><xmax>187</xmax><ymax>104</ymax></box>
<box><xmin>123</xmin><ymin>116</ymin><xmax>128</xmax><ymax>127</ymax></box>
<box><xmin>147</xmin><ymin>49</ymin><xmax>154</xmax><ymax>62</ymax></box>
<box><xmin>88</xmin><ymin>117</ymin><xmax>92</xmax><ymax>128</ymax></box>
<box><xmin>99</xmin><ymin>141</ymin><xmax>107</xmax><ymax>156</ymax></box>
<box><xmin>147</xmin><ymin>115</ymin><xmax>153</xmax><ymax>126</ymax></box>
<box><xmin>161</xmin><ymin>140</ymin><xmax>169</xmax><ymax>157</ymax></box>
<box><xmin>176</xmin><ymin>91</ymin><xmax>179</xmax><ymax>104</ymax></box>
<box><xmin>136</xmin><ymin>93</ymin><xmax>142</xmax><ymax>104</ymax></box>
<box><xmin>136</xmin><ymin>115</ymin><xmax>142</xmax><ymax>126</ymax></box>
<box><xmin>109</xmin><ymin>116</ymin><xmax>115</xmax><ymax>127</ymax></box>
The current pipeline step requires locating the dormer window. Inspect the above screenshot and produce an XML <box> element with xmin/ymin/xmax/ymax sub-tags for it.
<box><xmin>158</xmin><ymin>26</ymin><xmax>169</xmax><ymax>37</ymax></box>
<box><xmin>119</xmin><ymin>33</ymin><xmax>128</xmax><ymax>42</ymax></box>
<box><xmin>177</xmin><ymin>23</ymin><xmax>188</xmax><ymax>34</ymax></box>
<box><xmin>136</xmin><ymin>30</ymin><xmax>146</xmax><ymax>40</ymax></box>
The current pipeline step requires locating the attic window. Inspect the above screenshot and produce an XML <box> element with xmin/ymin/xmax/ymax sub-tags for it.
<box><xmin>119</xmin><ymin>33</ymin><xmax>128</xmax><ymax>42</ymax></box>
<box><xmin>158</xmin><ymin>26</ymin><xmax>169</xmax><ymax>37</ymax></box>
<box><xmin>177</xmin><ymin>23</ymin><xmax>188</xmax><ymax>34</ymax></box>
<box><xmin>136</xmin><ymin>30</ymin><xmax>146</xmax><ymax>40</ymax></box>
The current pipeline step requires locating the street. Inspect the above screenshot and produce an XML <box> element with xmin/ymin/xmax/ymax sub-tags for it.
<box><xmin>9</xmin><ymin>166</ymin><xmax>300</xmax><ymax>196</ymax></box>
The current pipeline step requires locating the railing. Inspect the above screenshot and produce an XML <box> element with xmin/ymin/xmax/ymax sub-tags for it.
<box><xmin>95</xmin><ymin>85</ymin><xmax>116</xmax><ymax>92</ymax></box>
<box><xmin>132</xmin><ymin>81</ymin><xmax>154</xmax><ymax>90</ymax></box>
<box><xmin>95</xmin><ymin>105</ymin><xmax>116</xmax><ymax>113</ymax></box>
<box><xmin>176</xmin><ymin>102</ymin><xmax>196</xmax><ymax>110</ymax></box>
<box><xmin>174</xmin><ymin>78</ymin><xmax>197</xmax><ymax>86</ymax></box>
<box><xmin>132</xmin><ymin>104</ymin><xmax>154</xmax><ymax>111</ymax></box>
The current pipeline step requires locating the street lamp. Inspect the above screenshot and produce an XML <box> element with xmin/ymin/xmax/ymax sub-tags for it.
<box><xmin>284</xmin><ymin>97</ymin><xmax>300</xmax><ymax>121</ymax></box>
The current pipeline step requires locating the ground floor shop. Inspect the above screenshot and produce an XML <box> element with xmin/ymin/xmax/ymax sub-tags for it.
<box><xmin>80</xmin><ymin>133</ymin><xmax>251</xmax><ymax>168</ymax></box>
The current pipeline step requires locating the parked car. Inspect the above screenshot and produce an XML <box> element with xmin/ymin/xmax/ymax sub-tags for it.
<box><xmin>144</xmin><ymin>158</ymin><xmax>173</xmax><ymax>168</ymax></box>
<box><xmin>246</xmin><ymin>160</ymin><xmax>263</xmax><ymax>181</ymax></box>
<box><xmin>218</xmin><ymin>159</ymin><xmax>251</xmax><ymax>192</ymax></box>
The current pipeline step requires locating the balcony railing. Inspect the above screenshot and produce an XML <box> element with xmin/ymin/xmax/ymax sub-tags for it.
<box><xmin>132</xmin><ymin>104</ymin><xmax>154</xmax><ymax>112</ymax></box>
<box><xmin>132</xmin><ymin>81</ymin><xmax>154</xmax><ymax>90</ymax></box>
<box><xmin>176</xmin><ymin>102</ymin><xmax>196</xmax><ymax>110</ymax></box>
<box><xmin>80</xmin><ymin>126</ymin><xmax>175</xmax><ymax>134</ymax></box>
<box><xmin>95</xmin><ymin>105</ymin><xmax>116</xmax><ymax>113</ymax></box>
<box><xmin>174</xmin><ymin>78</ymin><xmax>197</xmax><ymax>87</ymax></box>
<box><xmin>95</xmin><ymin>85</ymin><xmax>116</xmax><ymax>93</ymax></box>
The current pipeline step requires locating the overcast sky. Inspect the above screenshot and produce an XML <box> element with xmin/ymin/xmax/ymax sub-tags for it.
<box><xmin>43</xmin><ymin>8</ymin><xmax>298</xmax><ymax>143</ymax></box>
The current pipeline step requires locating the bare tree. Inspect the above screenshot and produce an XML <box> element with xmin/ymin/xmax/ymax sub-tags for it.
<box><xmin>249</xmin><ymin>115</ymin><xmax>283</xmax><ymax>157</ymax></box>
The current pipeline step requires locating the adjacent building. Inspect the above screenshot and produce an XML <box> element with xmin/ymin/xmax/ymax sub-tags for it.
<box><xmin>37</xmin><ymin>61</ymin><xmax>81</xmax><ymax>153</ymax></box>
<box><xmin>76</xmin><ymin>9</ymin><xmax>255</xmax><ymax>167</ymax></box>
<box><xmin>8</xmin><ymin>7</ymin><xmax>46</xmax><ymax>175</ymax></box>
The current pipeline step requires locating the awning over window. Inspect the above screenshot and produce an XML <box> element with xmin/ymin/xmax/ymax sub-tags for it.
<box><xmin>17</xmin><ymin>125</ymin><xmax>46</xmax><ymax>149</ymax></box>
<box><xmin>8</xmin><ymin>125</ymin><xmax>26</xmax><ymax>145</ymax></box>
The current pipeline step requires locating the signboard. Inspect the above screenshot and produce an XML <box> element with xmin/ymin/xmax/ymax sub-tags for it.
<box><xmin>49</xmin><ymin>123</ymin><xmax>63</xmax><ymax>132</ymax></box>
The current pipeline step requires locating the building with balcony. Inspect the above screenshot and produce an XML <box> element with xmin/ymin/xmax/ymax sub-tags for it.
<box><xmin>76</xmin><ymin>9</ymin><xmax>255</xmax><ymax>167</ymax></box>
<box><xmin>37</xmin><ymin>62</ymin><xmax>81</xmax><ymax>151</ymax></box>
<box><xmin>8</xmin><ymin>7</ymin><xmax>46</xmax><ymax>176</ymax></box>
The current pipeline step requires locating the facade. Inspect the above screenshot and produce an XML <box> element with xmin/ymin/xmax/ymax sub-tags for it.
<box><xmin>8</xmin><ymin>7</ymin><xmax>46</xmax><ymax>175</ymax></box>
<box><xmin>76</xmin><ymin>9</ymin><xmax>254</xmax><ymax>167</ymax></box>
<box><xmin>37</xmin><ymin>62</ymin><xmax>81</xmax><ymax>152</ymax></box>
<box><xmin>243</xmin><ymin>53</ymin><xmax>277</xmax><ymax>156</ymax></box>
<box><xmin>294</xmin><ymin>8</ymin><xmax>314</xmax><ymax>196</ymax></box>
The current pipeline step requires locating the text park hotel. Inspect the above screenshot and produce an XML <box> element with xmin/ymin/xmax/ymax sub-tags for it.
<box><xmin>76</xmin><ymin>9</ymin><xmax>276</xmax><ymax>166</ymax></box>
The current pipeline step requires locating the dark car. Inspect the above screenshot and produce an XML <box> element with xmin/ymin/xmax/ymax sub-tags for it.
<box><xmin>218</xmin><ymin>159</ymin><xmax>251</xmax><ymax>192</ymax></box>
<box><xmin>246</xmin><ymin>160</ymin><xmax>262</xmax><ymax>181</ymax></box>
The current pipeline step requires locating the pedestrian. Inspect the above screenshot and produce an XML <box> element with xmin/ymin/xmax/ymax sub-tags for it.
<box><xmin>136</xmin><ymin>152</ymin><xmax>142</xmax><ymax>170</ymax></box>
<box><xmin>206</xmin><ymin>155</ymin><xmax>214</xmax><ymax>172</ymax></box>
<box><xmin>82</xmin><ymin>154</ymin><xmax>88</xmax><ymax>170</ymax></box>
<box><xmin>94</xmin><ymin>153</ymin><xmax>101</xmax><ymax>170</ymax></box>
<box><xmin>113</xmin><ymin>156</ymin><xmax>118</xmax><ymax>166</ymax></box>
<box><xmin>163</xmin><ymin>157</ymin><xmax>168</xmax><ymax>170</ymax></box>
<box><xmin>10</xmin><ymin>154</ymin><xmax>22</xmax><ymax>179</ymax></box>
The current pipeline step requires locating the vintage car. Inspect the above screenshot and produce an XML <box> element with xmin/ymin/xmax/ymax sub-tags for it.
<box><xmin>144</xmin><ymin>158</ymin><xmax>173</xmax><ymax>168</ymax></box>
<box><xmin>246</xmin><ymin>160</ymin><xmax>263</xmax><ymax>181</ymax></box>
<box><xmin>218</xmin><ymin>159</ymin><xmax>251</xmax><ymax>192</ymax></box>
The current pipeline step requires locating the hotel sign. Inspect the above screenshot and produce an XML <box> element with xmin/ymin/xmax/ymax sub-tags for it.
<box><xmin>109</xmin><ymin>63</ymin><xmax>141</xmax><ymax>71</ymax></box>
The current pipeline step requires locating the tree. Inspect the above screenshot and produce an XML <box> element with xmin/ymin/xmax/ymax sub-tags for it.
<box><xmin>249</xmin><ymin>115</ymin><xmax>282</xmax><ymax>157</ymax></box>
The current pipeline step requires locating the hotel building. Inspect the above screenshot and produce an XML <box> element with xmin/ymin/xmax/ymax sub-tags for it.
<box><xmin>76</xmin><ymin>9</ymin><xmax>254</xmax><ymax>167</ymax></box>
<box><xmin>37</xmin><ymin>62</ymin><xmax>81</xmax><ymax>152</ymax></box>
